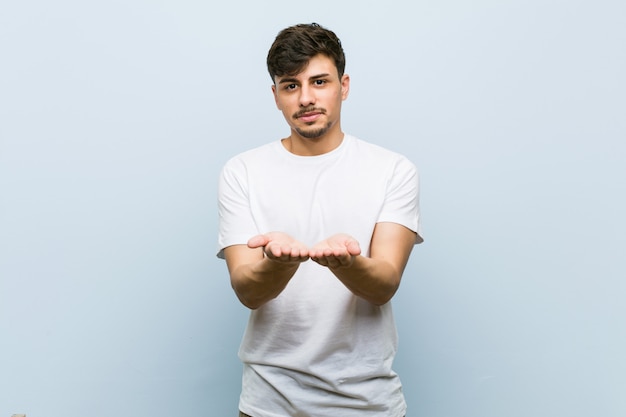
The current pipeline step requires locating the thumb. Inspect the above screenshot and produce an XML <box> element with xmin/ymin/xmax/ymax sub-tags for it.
<box><xmin>346</xmin><ymin>239</ymin><xmax>361</xmax><ymax>256</ymax></box>
<box><xmin>248</xmin><ymin>234</ymin><xmax>270</xmax><ymax>249</ymax></box>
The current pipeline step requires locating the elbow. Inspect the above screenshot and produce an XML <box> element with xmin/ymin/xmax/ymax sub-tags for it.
<box><xmin>238</xmin><ymin>297</ymin><xmax>263</xmax><ymax>310</ymax></box>
<box><xmin>363</xmin><ymin>278</ymin><xmax>401</xmax><ymax>306</ymax></box>
<box><xmin>370</xmin><ymin>288</ymin><xmax>398</xmax><ymax>306</ymax></box>
<box><xmin>232</xmin><ymin>285</ymin><xmax>265</xmax><ymax>310</ymax></box>
<box><xmin>232</xmin><ymin>279</ymin><xmax>274</xmax><ymax>310</ymax></box>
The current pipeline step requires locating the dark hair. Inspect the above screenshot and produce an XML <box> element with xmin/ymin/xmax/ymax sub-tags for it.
<box><xmin>266</xmin><ymin>23</ymin><xmax>346</xmax><ymax>82</ymax></box>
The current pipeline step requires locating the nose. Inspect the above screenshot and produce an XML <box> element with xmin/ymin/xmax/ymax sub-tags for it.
<box><xmin>299</xmin><ymin>84</ymin><xmax>315</xmax><ymax>107</ymax></box>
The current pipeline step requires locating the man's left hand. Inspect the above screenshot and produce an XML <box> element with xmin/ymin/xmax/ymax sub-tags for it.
<box><xmin>310</xmin><ymin>234</ymin><xmax>361</xmax><ymax>268</ymax></box>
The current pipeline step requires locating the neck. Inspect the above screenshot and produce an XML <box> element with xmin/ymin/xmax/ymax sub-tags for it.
<box><xmin>283</xmin><ymin>126</ymin><xmax>345</xmax><ymax>156</ymax></box>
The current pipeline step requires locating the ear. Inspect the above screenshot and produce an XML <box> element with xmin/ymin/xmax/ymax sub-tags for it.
<box><xmin>271</xmin><ymin>84</ymin><xmax>282</xmax><ymax>110</ymax></box>
<box><xmin>340</xmin><ymin>74</ymin><xmax>350</xmax><ymax>101</ymax></box>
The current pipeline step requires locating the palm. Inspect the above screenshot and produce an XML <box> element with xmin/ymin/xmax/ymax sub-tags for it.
<box><xmin>248</xmin><ymin>232</ymin><xmax>310</xmax><ymax>263</ymax></box>
<box><xmin>310</xmin><ymin>234</ymin><xmax>361</xmax><ymax>268</ymax></box>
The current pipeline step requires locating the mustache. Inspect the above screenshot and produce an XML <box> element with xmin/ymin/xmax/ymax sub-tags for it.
<box><xmin>293</xmin><ymin>107</ymin><xmax>326</xmax><ymax>119</ymax></box>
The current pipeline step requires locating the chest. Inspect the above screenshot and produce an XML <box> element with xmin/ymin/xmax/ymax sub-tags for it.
<box><xmin>246</xmin><ymin>159</ymin><xmax>390</xmax><ymax>245</ymax></box>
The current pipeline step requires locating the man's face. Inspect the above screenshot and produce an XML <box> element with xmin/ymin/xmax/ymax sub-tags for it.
<box><xmin>272</xmin><ymin>54</ymin><xmax>350</xmax><ymax>140</ymax></box>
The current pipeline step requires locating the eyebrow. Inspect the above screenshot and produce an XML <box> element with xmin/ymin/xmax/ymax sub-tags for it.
<box><xmin>278</xmin><ymin>73</ymin><xmax>331</xmax><ymax>84</ymax></box>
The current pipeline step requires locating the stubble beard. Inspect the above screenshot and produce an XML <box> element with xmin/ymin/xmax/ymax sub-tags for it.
<box><xmin>292</xmin><ymin>106</ymin><xmax>332</xmax><ymax>140</ymax></box>
<box><xmin>295</xmin><ymin>122</ymin><xmax>333</xmax><ymax>139</ymax></box>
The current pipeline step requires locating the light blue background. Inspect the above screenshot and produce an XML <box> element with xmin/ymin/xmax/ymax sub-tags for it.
<box><xmin>1</xmin><ymin>1</ymin><xmax>625</xmax><ymax>416</ymax></box>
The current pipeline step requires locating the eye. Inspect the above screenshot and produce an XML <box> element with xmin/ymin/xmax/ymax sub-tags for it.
<box><xmin>314</xmin><ymin>79</ymin><xmax>326</xmax><ymax>86</ymax></box>
<box><xmin>285</xmin><ymin>83</ymin><xmax>298</xmax><ymax>91</ymax></box>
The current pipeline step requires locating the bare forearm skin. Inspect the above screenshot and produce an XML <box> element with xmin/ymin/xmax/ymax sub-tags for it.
<box><xmin>328</xmin><ymin>255</ymin><xmax>402</xmax><ymax>306</ymax></box>
<box><xmin>230</xmin><ymin>257</ymin><xmax>300</xmax><ymax>309</ymax></box>
<box><xmin>310</xmin><ymin>224</ymin><xmax>416</xmax><ymax>305</ymax></box>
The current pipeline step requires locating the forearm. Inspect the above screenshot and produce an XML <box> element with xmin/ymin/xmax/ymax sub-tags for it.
<box><xmin>329</xmin><ymin>255</ymin><xmax>401</xmax><ymax>306</ymax></box>
<box><xmin>230</xmin><ymin>257</ymin><xmax>300</xmax><ymax>309</ymax></box>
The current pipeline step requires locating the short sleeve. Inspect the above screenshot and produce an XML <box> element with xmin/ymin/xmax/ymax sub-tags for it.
<box><xmin>217</xmin><ymin>158</ymin><xmax>259</xmax><ymax>258</ymax></box>
<box><xmin>377</xmin><ymin>156</ymin><xmax>423</xmax><ymax>243</ymax></box>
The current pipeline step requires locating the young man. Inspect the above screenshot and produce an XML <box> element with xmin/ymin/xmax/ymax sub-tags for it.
<box><xmin>218</xmin><ymin>23</ymin><xmax>423</xmax><ymax>417</ymax></box>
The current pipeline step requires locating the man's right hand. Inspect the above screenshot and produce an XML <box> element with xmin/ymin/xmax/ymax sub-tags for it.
<box><xmin>247</xmin><ymin>232</ymin><xmax>310</xmax><ymax>264</ymax></box>
<box><xmin>225</xmin><ymin>232</ymin><xmax>309</xmax><ymax>309</ymax></box>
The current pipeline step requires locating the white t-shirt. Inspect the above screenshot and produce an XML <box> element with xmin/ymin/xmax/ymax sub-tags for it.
<box><xmin>218</xmin><ymin>135</ymin><xmax>422</xmax><ymax>417</ymax></box>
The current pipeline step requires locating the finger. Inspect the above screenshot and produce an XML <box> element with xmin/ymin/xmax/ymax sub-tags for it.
<box><xmin>327</xmin><ymin>256</ymin><xmax>343</xmax><ymax>268</ymax></box>
<box><xmin>346</xmin><ymin>240</ymin><xmax>361</xmax><ymax>256</ymax></box>
<box><xmin>248</xmin><ymin>234</ymin><xmax>269</xmax><ymax>249</ymax></box>
<box><xmin>291</xmin><ymin>247</ymin><xmax>309</xmax><ymax>259</ymax></box>
<box><xmin>311</xmin><ymin>257</ymin><xmax>328</xmax><ymax>267</ymax></box>
<box><xmin>263</xmin><ymin>242</ymin><xmax>282</xmax><ymax>259</ymax></box>
<box><xmin>272</xmin><ymin>244</ymin><xmax>305</xmax><ymax>262</ymax></box>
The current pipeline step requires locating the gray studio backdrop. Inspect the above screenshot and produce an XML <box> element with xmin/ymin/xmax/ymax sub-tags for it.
<box><xmin>1</xmin><ymin>1</ymin><xmax>625</xmax><ymax>416</ymax></box>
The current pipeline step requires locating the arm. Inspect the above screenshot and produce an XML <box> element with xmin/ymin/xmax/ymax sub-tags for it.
<box><xmin>224</xmin><ymin>232</ymin><xmax>310</xmax><ymax>310</ymax></box>
<box><xmin>310</xmin><ymin>222</ymin><xmax>417</xmax><ymax>306</ymax></box>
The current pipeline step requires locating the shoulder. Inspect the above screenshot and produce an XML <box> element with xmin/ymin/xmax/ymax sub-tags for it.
<box><xmin>226</xmin><ymin>141</ymin><xmax>280</xmax><ymax>163</ymax></box>
<box><xmin>221</xmin><ymin>141</ymin><xmax>282</xmax><ymax>172</ymax></box>
<box><xmin>346</xmin><ymin>135</ymin><xmax>417</xmax><ymax>172</ymax></box>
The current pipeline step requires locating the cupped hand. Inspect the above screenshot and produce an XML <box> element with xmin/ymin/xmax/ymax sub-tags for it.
<box><xmin>310</xmin><ymin>234</ymin><xmax>361</xmax><ymax>268</ymax></box>
<box><xmin>248</xmin><ymin>232</ymin><xmax>310</xmax><ymax>263</ymax></box>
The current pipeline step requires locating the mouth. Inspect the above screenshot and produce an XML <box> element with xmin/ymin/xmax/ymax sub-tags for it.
<box><xmin>294</xmin><ymin>108</ymin><xmax>325</xmax><ymax>123</ymax></box>
<box><xmin>298</xmin><ymin>113</ymin><xmax>322</xmax><ymax>123</ymax></box>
